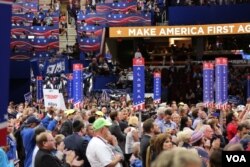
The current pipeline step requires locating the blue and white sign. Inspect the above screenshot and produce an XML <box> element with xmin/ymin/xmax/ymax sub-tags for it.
<box><xmin>73</xmin><ymin>64</ymin><xmax>83</xmax><ymax>109</ymax></box>
<box><xmin>215</xmin><ymin>58</ymin><xmax>228</xmax><ymax>110</ymax></box>
<box><xmin>153</xmin><ymin>72</ymin><xmax>161</xmax><ymax>104</ymax></box>
<box><xmin>67</xmin><ymin>73</ymin><xmax>73</xmax><ymax>103</ymax></box>
<box><xmin>203</xmin><ymin>62</ymin><xmax>214</xmax><ymax>108</ymax></box>
<box><xmin>133</xmin><ymin>58</ymin><xmax>145</xmax><ymax>111</ymax></box>
<box><xmin>24</xmin><ymin>92</ymin><xmax>32</xmax><ymax>103</ymax></box>
<box><xmin>36</xmin><ymin>76</ymin><xmax>43</xmax><ymax>103</ymax></box>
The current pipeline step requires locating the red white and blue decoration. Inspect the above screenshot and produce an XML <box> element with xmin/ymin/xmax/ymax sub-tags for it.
<box><xmin>215</xmin><ymin>58</ymin><xmax>228</xmax><ymax>110</ymax></box>
<box><xmin>203</xmin><ymin>62</ymin><xmax>214</xmax><ymax>108</ymax></box>
<box><xmin>133</xmin><ymin>58</ymin><xmax>145</xmax><ymax>111</ymax></box>
<box><xmin>36</xmin><ymin>76</ymin><xmax>43</xmax><ymax>103</ymax></box>
<box><xmin>153</xmin><ymin>72</ymin><xmax>161</xmax><ymax>104</ymax></box>
<box><xmin>67</xmin><ymin>73</ymin><xmax>73</xmax><ymax>103</ymax></box>
<box><xmin>73</xmin><ymin>64</ymin><xmax>83</xmax><ymax>109</ymax></box>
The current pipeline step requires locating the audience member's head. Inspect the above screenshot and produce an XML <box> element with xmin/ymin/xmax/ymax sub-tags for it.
<box><xmin>152</xmin><ymin>148</ymin><xmax>201</xmax><ymax>167</ymax></box>
<box><xmin>209</xmin><ymin>149</ymin><xmax>222</xmax><ymax>167</ymax></box>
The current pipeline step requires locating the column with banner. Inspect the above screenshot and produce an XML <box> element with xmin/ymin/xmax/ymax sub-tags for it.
<box><xmin>73</xmin><ymin>64</ymin><xmax>83</xmax><ymax>109</ymax></box>
<box><xmin>36</xmin><ymin>76</ymin><xmax>43</xmax><ymax>103</ymax></box>
<box><xmin>203</xmin><ymin>62</ymin><xmax>214</xmax><ymax>108</ymax></box>
<box><xmin>67</xmin><ymin>73</ymin><xmax>73</xmax><ymax>103</ymax></box>
<box><xmin>247</xmin><ymin>75</ymin><xmax>250</xmax><ymax>100</ymax></box>
<box><xmin>215</xmin><ymin>58</ymin><xmax>228</xmax><ymax>110</ymax></box>
<box><xmin>153</xmin><ymin>72</ymin><xmax>161</xmax><ymax>104</ymax></box>
<box><xmin>0</xmin><ymin>0</ymin><xmax>12</xmax><ymax>146</ymax></box>
<box><xmin>133</xmin><ymin>58</ymin><xmax>145</xmax><ymax>111</ymax></box>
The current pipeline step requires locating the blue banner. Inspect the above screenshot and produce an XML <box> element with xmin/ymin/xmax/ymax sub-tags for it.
<box><xmin>153</xmin><ymin>72</ymin><xmax>161</xmax><ymax>104</ymax></box>
<box><xmin>215</xmin><ymin>58</ymin><xmax>228</xmax><ymax>110</ymax></box>
<box><xmin>228</xmin><ymin>95</ymin><xmax>241</xmax><ymax>105</ymax></box>
<box><xmin>203</xmin><ymin>62</ymin><xmax>214</xmax><ymax>108</ymax></box>
<box><xmin>248</xmin><ymin>75</ymin><xmax>250</xmax><ymax>100</ymax></box>
<box><xmin>36</xmin><ymin>76</ymin><xmax>43</xmax><ymax>103</ymax></box>
<box><xmin>73</xmin><ymin>64</ymin><xmax>83</xmax><ymax>109</ymax></box>
<box><xmin>67</xmin><ymin>73</ymin><xmax>73</xmax><ymax>103</ymax></box>
<box><xmin>44</xmin><ymin>57</ymin><xmax>68</xmax><ymax>75</ymax></box>
<box><xmin>0</xmin><ymin>3</ymin><xmax>11</xmax><ymax>146</ymax></box>
<box><xmin>133</xmin><ymin>58</ymin><xmax>145</xmax><ymax>111</ymax></box>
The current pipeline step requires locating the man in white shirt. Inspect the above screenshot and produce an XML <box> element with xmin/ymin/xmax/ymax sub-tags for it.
<box><xmin>86</xmin><ymin>118</ymin><xmax>122</xmax><ymax>167</ymax></box>
<box><xmin>134</xmin><ymin>48</ymin><xmax>142</xmax><ymax>58</ymax></box>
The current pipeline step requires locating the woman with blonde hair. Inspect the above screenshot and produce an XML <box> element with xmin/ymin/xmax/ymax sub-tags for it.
<box><xmin>125</xmin><ymin>116</ymin><xmax>139</xmax><ymax>164</ymax></box>
<box><xmin>177</xmin><ymin>129</ymin><xmax>193</xmax><ymax>148</ymax></box>
<box><xmin>152</xmin><ymin>147</ymin><xmax>201</xmax><ymax>167</ymax></box>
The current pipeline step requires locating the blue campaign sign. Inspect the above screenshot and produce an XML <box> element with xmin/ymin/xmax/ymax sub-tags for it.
<box><xmin>215</xmin><ymin>58</ymin><xmax>228</xmax><ymax>110</ymax></box>
<box><xmin>67</xmin><ymin>73</ymin><xmax>73</xmax><ymax>103</ymax></box>
<box><xmin>153</xmin><ymin>72</ymin><xmax>161</xmax><ymax>104</ymax></box>
<box><xmin>203</xmin><ymin>62</ymin><xmax>214</xmax><ymax>107</ymax></box>
<box><xmin>24</xmin><ymin>92</ymin><xmax>32</xmax><ymax>103</ymax></box>
<box><xmin>36</xmin><ymin>76</ymin><xmax>43</xmax><ymax>103</ymax></box>
<box><xmin>133</xmin><ymin>58</ymin><xmax>145</xmax><ymax>111</ymax></box>
<box><xmin>0</xmin><ymin>2</ymin><xmax>11</xmax><ymax>146</ymax></box>
<box><xmin>73</xmin><ymin>64</ymin><xmax>83</xmax><ymax>109</ymax></box>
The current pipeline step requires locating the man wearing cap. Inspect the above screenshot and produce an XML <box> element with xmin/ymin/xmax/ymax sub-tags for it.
<box><xmin>109</xmin><ymin>100</ymin><xmax>116</xmax><ymax>111</ymax></box>
<box><xmin>86</xmin><ymin>118</ymin><xmax>122</xmax><ymax>167</ymax></box>
<box><xmin>95</xmin><ymin>111</ymin><xmax>104</xmax><ymax>119</ymax></box>
<box><xmin>21</xmin><ymin>116</ymin><xmax>41</xmax><ymax>167</ymax></box>
<box><xmin>190</xmin><ymin>131</ymin><xmax>208</xmax><ymax>167</ymax></box>
<box><xmin>60</xmin><ymin>109</ymin><xmax>76</xmax><ymax>137</ymax></box>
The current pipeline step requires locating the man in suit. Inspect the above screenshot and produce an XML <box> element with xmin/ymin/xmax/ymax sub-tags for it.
<box><xmin>64</xmin><ymin>120</ymin><xmax>91</xmax><ymax>167</ymax></box>
<box><xmin>140</xmin><ymin>118</ymin><xmax>159</xmax><ymax>167</ymax></box>
<box><xmin>60</xmin><ymin>109</ymin><xmax>76</xmax><ymax>137</ymax></box>
<box><xmin>35</xmin><ymin>132</ymin><xmax>83</xmax><ymax>167</ymax></box>
<box><xmin>109</xmin><ymin>111</ymin><xmax>130</xmax><ymax>153</ymax></box>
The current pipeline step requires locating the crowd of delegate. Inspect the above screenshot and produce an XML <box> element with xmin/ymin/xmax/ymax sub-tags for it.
<box><xmin>1</xmin><ymin>95</ymin><xmax>250</xmax><ymax>167</ymax></box>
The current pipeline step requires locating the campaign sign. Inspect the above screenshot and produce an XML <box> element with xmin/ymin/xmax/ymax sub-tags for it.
<box><xmin>0</xmin><ymin>3</ymin><xmax>11</xmax><ymax>146</ymax></box>
<box><xmin>43</xmin><ymin>89</ymin><xmax>66</xmax><ymax>110</ymax></box>
<box><xmin>203</xmin><ymin>62</ymin><xmax>214</xmax><ymax>107</ymax></box>
<box><xmin>153</xmin><ymin>72</ymin><xmax>161</xmax><ymax>104</ymax></box>
<box><xmin>24</xmin><ymin>92</ymin><xmax>32</xmax><ymax>103</ymax></box>
<box><xmin>222</xmin><ymin>151</ymin><xmax>250</xmax><ymax>167</ymax></box>
<box><xmin>215</xmin><ymin>58</ymin><xmax>228</xmax><ymax>110</ymax></box>
<box><xmin>73</xmin><ymin>64</ymin><xmax>83</xmax><ymax>109</ymax></box>
<box><xmin>36</xmin><ymin>76</ymin><xmax>43</xmax><ymax>103</ymax></box>
<box><xmin>67</xmin><ymin>73</ymin><xmax>73</xmax><ymax>103</ymax></box>
<box><xmin>133</xmin><ymin>58</ymin><xmax>145</xmax><ymax>111</ymax></box>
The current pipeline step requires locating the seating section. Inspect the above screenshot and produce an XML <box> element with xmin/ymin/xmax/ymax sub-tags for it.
<box><xmin>76</xmin><ymin>1</ymin><xmax>151</xmax><ymax>57</ymax></box>
<box><xmin>11</xmin><ymin>1</ymin><xmax>152</xmax><ymax>60</ymax></box>
<box><xmin>11</xmin><ymin>0</ymin><xmax>60</xmax><ymax>60</ymax></box>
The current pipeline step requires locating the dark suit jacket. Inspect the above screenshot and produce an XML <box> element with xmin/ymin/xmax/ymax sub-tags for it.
<box><xmin>140</xmin><ymin>134</ymin><xmax>151</xmax><ymax>167</ymax></box>
<box><xmin>60</xmin><ymin>120</ymin><xmax>72</xmax><ymax>137</ymax></box>
<box><xmin>64</xmin><ymin>133</ymin><xmax>90</xmax><ymax>167</ymax></box>
<box><xmin>35</xmin><ymin>149</ymin><xmax>70</xmax><ymax>167</ymax></box>
<box><xmin>109</xmin><ymin>121</ymin><xmax>126</xmax><ymax>152</ymax></box>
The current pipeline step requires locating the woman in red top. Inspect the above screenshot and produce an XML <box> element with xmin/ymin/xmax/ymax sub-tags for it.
<box><xmin>226</xmin><ymin>112</ymin><xmax>238</xmax><ymax>141</ymax></box>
